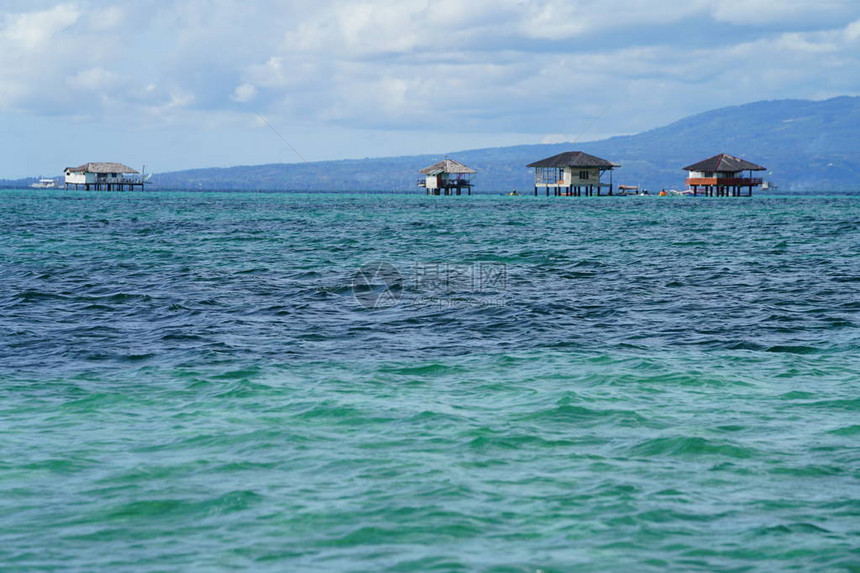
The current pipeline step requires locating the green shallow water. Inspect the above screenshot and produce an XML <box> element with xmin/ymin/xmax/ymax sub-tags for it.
<box><xmin>0</xmin><ymin>190</ymin><xmax>858</xmax><ymax>572</ymax></box>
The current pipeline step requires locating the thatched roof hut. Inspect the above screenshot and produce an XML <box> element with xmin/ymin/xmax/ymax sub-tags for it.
<box><xmin>419</xmin><ymin>158</ymin><xmax>476</xmax><ymax>195</ymax></box>
<box><xmin>420</xmin><ymin>159</ymin><xmax>477</xmax><ymax>176</ymax></box>
<box><xmin>65</xmin><ymin>162</ymin><xmax>139</xmax><ymax>175</ymax></box>
<box><xmin>63</xmin><ymin>162</ymin><xmax>143</xmax><ymax>191</ymax></box>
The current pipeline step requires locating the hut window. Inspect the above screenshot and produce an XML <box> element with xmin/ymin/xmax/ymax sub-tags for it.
<box><xmin>579</xmin><ymin>171</ymin><xmax>590</xmax><ymax>180</ymax></box>
<box><xmin>535</xmin><ymin>167</ymin><xmax>564</xmax><ymax>184</ymax></box>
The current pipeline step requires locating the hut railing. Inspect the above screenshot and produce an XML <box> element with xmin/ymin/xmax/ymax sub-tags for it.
<box><xmin>687</xmin><ymin>177</ymin><xmax>763</xmax><ymax>186</ymax></box>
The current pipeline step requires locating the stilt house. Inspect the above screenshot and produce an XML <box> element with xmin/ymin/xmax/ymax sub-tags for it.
<box><xmin>684</xmin><ymin>154</ymin><xmax>766</xmax><ymax>197</ymax></box>
<box><xmin>64</xmin><ymin>163</ymin><xmax>144</xmax><ymax>191</ymax></box>
<box><xmin>527</xmin><ymin>152</ymin><xmax>619</xmax><ymax>196</ymax></box>
<box><xmin>419</xmin><ymin>159</ymin><xmax>476</xmax><ymax>195</ymax></box>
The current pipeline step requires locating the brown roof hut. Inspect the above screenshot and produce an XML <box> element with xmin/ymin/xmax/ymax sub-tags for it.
<box><xmin>419</xmin><ymin>158</ymin><xmax>477</xmax><ymax>195</ymax></box>
<box><xmin>64</xmin><ymin>162</ymin><xmax>144</xmax><ymax>191</ymax></box>
<box><xmin>527</xmin><ymin>151</ymin><xmax>620</xmax><ymax>196</ymax></box>
<box><xmin>683</xmin><ymin>153</ymin><xmax>766</xmax><ymax>197</ymax></box>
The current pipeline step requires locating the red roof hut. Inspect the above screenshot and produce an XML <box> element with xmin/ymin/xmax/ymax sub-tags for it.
<box><xmin>684</xmin><ymin>153</ymin><xmax>766</xmax><ymax>197</ymax></box>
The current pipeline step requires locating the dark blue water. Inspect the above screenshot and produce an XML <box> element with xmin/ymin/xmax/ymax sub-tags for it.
<box><xmin>1</xmin><ymin>190</ymin><xmax>858</xmax><ymax>572</ymax></box>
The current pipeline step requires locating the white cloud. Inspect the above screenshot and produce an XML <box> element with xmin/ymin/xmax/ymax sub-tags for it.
<box><xmin>519</xmin><ymin>0</ymin><xmax>713</xmax><ymax>40</ymax></box>
<box><xmin>845</xmin><ymin>19</ymin><xmax>860</xmax><ymax>41</ymax></box>
<box><xmin>245</xmin><ymin>56</ymin><xmax>322</xmax><ymax>89</ymax></box>
<box><xmin>708</xmin><ymin>0</ymin><xmax>850</xmax><ymax>25</ymax></box>
<box><xmin>541</xmin><ymin>134</ymin><xmax>571</xmax><ymax>144</ymax></box>
<box><xmin>90</xmin><ymin>5</ymin><xmax>125</xmax><ymax>31</ymax></box>
<box><xmin>0</xmin><ymin>3</ymin><xmax>126</xmax><ymax>111</ymax></box>
<box><xmin>67</xmin><ymin>67</ymin><xmax>120</xmax><ymax>91</ymax></box>
<box><xmin>285</xmin><ymin>1</ymin><xmax>421</xmax><ymax>56</ymax></box>
<box><xmin>0</xmin><ymin>3</ymin><xmax>79</xmax><ymax>50</ymax></box>
<box><xmin>146</xmin><ymin>89</ymin><xmax>195</xmax><ymax>117</ymax></box>
<box><xmin>230</xmin><ymin>83</ymin><xmax>258</xmax><ymax>103</ymax></box>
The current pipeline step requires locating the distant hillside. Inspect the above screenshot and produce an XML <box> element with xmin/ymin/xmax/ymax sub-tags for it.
<box><xmin>148</xmin><ymin>96</ymin><xmax>860</xmax><ymax>192</ymax></box>
<box><xmin>8</xmin><ymin>97</ymin><xmax>858</xmax><ymax>192</ymax></box>
<box><xmin>582</xmin><ymin>96</ymin><xmax>860</xmax><ymax>191</ymax></box>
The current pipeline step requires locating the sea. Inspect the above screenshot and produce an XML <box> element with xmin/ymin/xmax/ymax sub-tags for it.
<box><xmin>0</xmin><ymin>189</ymin><xmax>858</xmax><ymax>572</ymax></box>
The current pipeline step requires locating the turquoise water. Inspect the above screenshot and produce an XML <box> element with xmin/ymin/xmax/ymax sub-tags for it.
<box><xmin>1</xmin><ymin>190</ymin><xmax>858</xmax><ymax>572</ymax></box>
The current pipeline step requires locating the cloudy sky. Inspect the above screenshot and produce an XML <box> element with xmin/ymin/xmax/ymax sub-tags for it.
<box><xmin>1</xmin><ymin>0</ymin><xmax>859</xmax><ymax>177</ymax></box>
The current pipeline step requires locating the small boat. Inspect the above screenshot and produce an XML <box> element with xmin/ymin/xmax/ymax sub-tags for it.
<box><xmin>506</xmin><ymin>190</ymin><xmax>520</xmax><ymax>196</ymax></box>
<box><xmin>30</xmin><ymin>178</ymin><xmax>60</xmax><ymax>189</ymax></box>
<box><xmin>617</xmin><ymin>185</ymin><xmax>650</xmax><ymax>196</ymax></box>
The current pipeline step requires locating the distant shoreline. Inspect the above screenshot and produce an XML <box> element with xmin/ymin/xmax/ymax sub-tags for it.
<box><xmin>2</xmin><ymin>187</ymin><xmax>860</xmax><ymax>196</ymax></box>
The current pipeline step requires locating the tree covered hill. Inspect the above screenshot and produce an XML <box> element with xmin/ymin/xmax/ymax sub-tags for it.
<box><xmin>8</xmin><ymin>97</ymin><xmax>856</xmax><ymax>192</ymax></box>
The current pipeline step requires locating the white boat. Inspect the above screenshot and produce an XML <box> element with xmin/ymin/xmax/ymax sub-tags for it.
<box><xmin>761</xmin><ymin>181</ymin><xmax>779</xmax><ymax>191</ymax></box>
<box><xmin>30</xmin><ymin>178</ymin><xmax>60</xmax><ymax>189</ymax></box>
<box><xmin>616</xmin><ymin>185</ymin><xmax>649</xmax><ymax>196</ymax></box>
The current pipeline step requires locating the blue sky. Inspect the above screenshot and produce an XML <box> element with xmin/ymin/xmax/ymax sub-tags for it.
<box><xmin>1</xmin><ymin>0</ymin><xmax>859</xmax><ymax>178</ymax></box>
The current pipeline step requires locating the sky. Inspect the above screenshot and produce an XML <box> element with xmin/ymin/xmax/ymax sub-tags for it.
<box><xmin>1</xmin><ymin>0</ymin><xmax>859</xmax><ymax>178</ymax></box>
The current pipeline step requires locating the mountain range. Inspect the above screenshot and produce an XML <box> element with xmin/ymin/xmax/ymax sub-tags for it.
<box><xmin>7</xmin><ymin>96</ymin><xmax>860</xmax><ymax>192</ymax></box>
